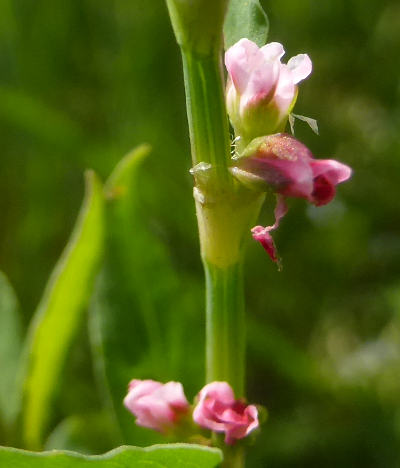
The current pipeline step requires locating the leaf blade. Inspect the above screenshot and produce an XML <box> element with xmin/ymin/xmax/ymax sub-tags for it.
<box><xmin>224</xmin><ymin>0</ymin><xmax>269</xmax><ymax>49</ymax></box>
<box><xmin>21</xmin><ymin>171</ymin><xmax>104</xmax><ymax>449</ymax></box>
<box><xmin>0</xmin><ymin>444</ymin><xmax>222</xmax><ymax>468</ymax></box>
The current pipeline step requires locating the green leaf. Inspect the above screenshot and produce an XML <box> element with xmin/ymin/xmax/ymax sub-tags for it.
<box><xmin>0</xmin><ymin>444</ymin><xmax>223</xmax><ymax>467</ymax></box>
<box><xmin>224</xmin><ymin>0</ymin><xmax>269</xmax><ymax>49</ymax></box>
<box><xmin>89</xmin><ymin>145</ymin><xmax>205</xmax><ymax>444</ymax></box>
<box><xmin>45</xmin><ymin>413</ymin><xmax>122</xmax><ymax>454</ymax></box>
<box><xmin>21</xmin><ymin>171</ymin><xmax>104</xmax><ymax>449</ymax></box>
<box><xmin>0</xmin><ymin>272</ymin><xmax>22</xmax><ymax>435</ymax></box>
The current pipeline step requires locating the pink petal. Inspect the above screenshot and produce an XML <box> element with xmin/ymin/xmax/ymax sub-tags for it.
<box><xmin>193</xmin><ymin>382</ymin><xmax>260</xmax><ymax>445</ymax></box>
<box><xmin>273</xmin><ymin>64</ymin><xmax>297</xmax><ymax>116</ymax></box>
<box><xmin>234</xmin><ymin>134</ymin><xmax>314</xmax><ymax>196</ymax></box>
<box><xmin>268</xmin><ymin>158</ymin><xmax>314</xmax><ymax>199</ymax></box>
<box><xmin>287</xmin><ymin>54</ymin><xmax>312</xmax><ymax>84</ymax></box>
<box><xmin>124</xmin><ymin>379</ymin><xmax>189</xmax><ymax>433</ymax></box>
<box><xmin>134</xmin><ymin>396</ymin><xmax>175</xmax><ymax>431</ymax></box>
<box><xmin>125</xmin><ymin>380</ymin><xmax>162</xmax><ymax>403</ymax></box>
<box><xmin>240</xmin><ymin>59</ymin><xmax>280</xmax><ymax>111</ymax></box>
<box><xmin>310</xmin><ymin>159</ymin><xmax>352</xmax><ymax>184</ymax></box>
<box><xmin>154</xmin><ymin>382</ymin><xmax>189</xmax><ymax>410</ymax></box>
<box><xmin>309</xmin><ymin>159</ymin><xmax>352</xmax><ymax>206</ymax></box>
<box><xmin>198</xmin><ymin>381</ymin><xmax>236</xmax><ymax>404</ymax></box>
<box><xmin>224</xmin><ymin>405</ymin><xmax>259</xmax><ymax>445</ymax></box>
<box><xmin>225</xmin><ymin>38</ymin><xmax>264</xmax><ymax>94</ymax></box>
<box><xmin>193</xmin><ymin>382</ymin><xmax>236</xmax><ymax>432</ymax></box>
<box><xmin>260</xmin><ymin>41</ymin><xmax>285</xmax><ymax>61</ymax></box>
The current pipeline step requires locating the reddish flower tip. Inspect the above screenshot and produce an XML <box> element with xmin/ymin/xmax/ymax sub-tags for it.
<box><xmin>251</xmin><ymin>226</ymin><xmax>278</xmax><ymax>262</ymax></box>
<box><xmin>251</xmin><ymin>195</ymin><xmax>288</xmax><ymax>268</ymax></box>
<box><xmin>193</xmin><ymin>382</ymin><xmax>259</xmax><ymax>445</ymax></box>
<box><xmin>309</xmin><ymin>158</ymin><xmax>352</xmax><ymax>206</ymax></box>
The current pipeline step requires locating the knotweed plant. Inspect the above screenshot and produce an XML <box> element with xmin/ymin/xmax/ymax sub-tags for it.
<box><xmin>122</xmin><ymin>0</ymin><xmax>351</xmax><ymax>466</ymax></box>
<box><xmin>0</xmin><ymin>2</ymin><xmax>352</xmax><ymax>468</ymax></box>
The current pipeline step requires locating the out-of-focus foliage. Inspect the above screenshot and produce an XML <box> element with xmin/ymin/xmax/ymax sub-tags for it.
<box><xmin>0</xmin><ymin>0</ymin><xmax>399</xmax><ymax>466</ymax></box>
<box><xmin>21</xmin><ymin>171</ymin><xmax>104</xmax><ymax>450</ymax></box>
<box><xmin>0</xmin><ymin>444</ymin><xmax>223</xmax><ymax>468</ymax></box>
<box><xmin>0</xmin><ymin>271</ymin><xmax>22</xmax><ymax>436</ymax></box>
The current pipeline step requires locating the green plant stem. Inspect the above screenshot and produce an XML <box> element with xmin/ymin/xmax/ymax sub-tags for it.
<box><xmin>167</xmin><ymin>4</ymin><xmax>259</xmax><ymax>465</ymax></box>
<box><xmin>181</xmin><ymin>49</ymin><xmax>231</xmax><ymax>184</ymax></box>
<box><xmin>205</xmin><ymin>261</ymin><xmax>245</xmax><ymax>396</ymax></box>
<box><xmin>223</xmin><ymin>445</ymin><xmax>245</xmax><ymax>468</ymax></box>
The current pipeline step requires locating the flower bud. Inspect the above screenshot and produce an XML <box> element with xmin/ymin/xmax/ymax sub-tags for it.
<box><xmin>124</xmin><ymin>379</ymin><xmax>189</xmax><ymax>433</ymax></box>
<box><xmin>193</xmin><ymin>382</ymin><xmax>259</xmax><ymax>445</ymax></box>
<box><xmin>231</xmin><ymin>133</ymin><xmax>352</xmax><ymax>206</ymax></box>
<box><xmin>225</xmin><ymin>39</ymin><xmax>312</xmax><ymax>142</ymax></box>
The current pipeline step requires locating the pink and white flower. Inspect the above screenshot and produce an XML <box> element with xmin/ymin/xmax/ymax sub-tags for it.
<box><xmin>193</xmin><ymin>382</ymin><xmax>259</xmax><ymax>445</ymax></box>
<box><xmin>124</xmin><ymin>379</ymin><xmax>189</xmax><ymax>433</ymax></box>
<box><xmin>225</xmin><ymin>38</ymin><xmax>312</xmax><ymax>140</ymax></box>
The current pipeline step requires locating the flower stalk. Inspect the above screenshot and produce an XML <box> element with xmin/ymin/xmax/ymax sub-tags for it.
<box><xmin>166</xmin><ymin>1</ymin><xmax>262</xmax><ymax>465</ymax></box>
<box><xmin>204</xmin><ymin>262</ymin><xmax>245</xmax><ymax>395</ymax></box>
<box><xmin>181</xmin><ymin>50</ymin><xmax>231</xmax><ymax>184</ymax></box>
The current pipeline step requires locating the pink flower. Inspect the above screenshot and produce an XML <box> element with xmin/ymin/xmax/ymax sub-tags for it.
<box><xmin>193</xmin><ymin>382</ymin><xmax>259</xmax><ymax>445</ymax></box>
<box><xmin>124</xmin><ymin>379</ymin><xmax>189</xmax><ymax>433</ymax></box>
<box><xmin>231</xmin><ymin>133</ymin><xmax>352</xmax><ymax>263</ymax></box>
<box><xmin>225</xmin><ymin>38</ymin><xmax>312</xmax><ymax>140</ymax></box>
<box><xmin>233</xmin><ymin>133</ymin><xmax>351</xmax><ymax>206</ymax></box>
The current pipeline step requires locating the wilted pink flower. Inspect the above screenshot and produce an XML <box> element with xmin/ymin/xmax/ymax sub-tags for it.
<box><xmin>251</xmin><ymin>195</ymin><xmax>288</xmax><ymax>267</ymax></box>
<box><xmin>225</xmin><ymin>38</ymin><xmax>312</xmax><ymax>140</ymax></box>
<box><xmin>124</xmin><ymin>379</ymin><xmax>189</xmax><ymax>433</ymax></box>
<box><xmin>193</xmin><ymin>382</ymin><xmax>259</xmax><ymax>445</ymax></box>
<box><xmin>231</xmin><ymin>133</ymin><xmax>352</xmax><ymax>263</ymax></box>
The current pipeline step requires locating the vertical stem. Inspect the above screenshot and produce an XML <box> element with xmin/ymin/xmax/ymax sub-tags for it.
<box><xmin>166</xmin><ymin>4</ymin><xmax>257</xmax><ymax>465</ymax></box>
<box><xmin>181</xmin><ymin>49</ymin><xmax>231</xmax><ymax>184</ymax></box>
<box><xmin>205</xmin><ymin>261</ymin><xmax>245</xmax><ymax>397</ymax></box>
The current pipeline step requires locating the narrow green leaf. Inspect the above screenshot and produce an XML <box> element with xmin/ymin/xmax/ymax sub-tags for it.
<box><xmin>0</xmin><ymin>444</ymin><xmax>222</xmax><ymax>468</ymax></box>
<box><xmin>0</xmin><ymin>272</ymin><xmax>22</xmax><ymax>434</ymax></box>
<box><xmin>21</xmin><ymin>171</ymin><xmax>104</xmax><ymax>449</ymax></box>
<box><xmin>224</xmin><ymin>0</ymin><xmax>269</xmax><ymax>49</ymax></box>
<box><xmin>45</xmin><ymin>413</ymin><xmax>122</xmax><ymax>454</ymax></box>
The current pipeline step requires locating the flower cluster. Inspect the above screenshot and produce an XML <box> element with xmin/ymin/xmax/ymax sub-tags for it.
<box><xmin>124</xmin><ymin>379</ymin><xmax>259</xmax><ymax>445</ymax></box>
<box><xmin>225</xmin><ymin>39</ymin><xmax>352</xmax><ymax>263</ymax></box>
<box><xmin>231</xmin><ymin>133</ymin><xmax>352</xmax><ymax>262</ymax></box>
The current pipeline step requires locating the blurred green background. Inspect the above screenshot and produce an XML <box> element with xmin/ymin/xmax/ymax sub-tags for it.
<box><xmin>1</xmin><ymin>0</ymin><xmax>400</xmax><ymax>466</ymax></box>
